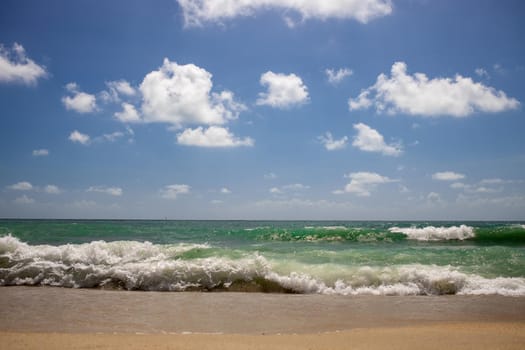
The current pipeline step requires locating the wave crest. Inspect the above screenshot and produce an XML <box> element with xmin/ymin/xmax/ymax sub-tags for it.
<box><xmin>388</xmin><ymin>225</ymin><xmax>475</xmax><ymax>241</ymax></box>
<box><xmin>1</xmin><ymin>235</ymin><xmax>524</xmax><ymax>296</ymax></box>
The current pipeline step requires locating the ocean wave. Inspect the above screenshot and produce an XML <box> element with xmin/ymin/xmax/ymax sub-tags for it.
<box><xmin>304</xmin><ymin>226</ymin><xmax>348</xmax><ymax>230</ymax></box>
<box><xmin>388</xmin><ymin>225</ymin><xmax>475</xmax><ymax>241</ymax></box>
<box><xmin>1</xmin><ymin>235</ymin><xmax>524</xmax><ymax>296</ymax></box>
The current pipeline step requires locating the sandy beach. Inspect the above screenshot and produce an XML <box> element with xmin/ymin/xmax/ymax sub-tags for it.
<box><xmin>1</xmin><ymin>287</ymin><xmax>524</xmax><ymax>349</ymax></box>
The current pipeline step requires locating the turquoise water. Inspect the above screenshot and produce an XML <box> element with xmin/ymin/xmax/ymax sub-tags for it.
<box><xmin>1</xmin><ymin>220</ymin><xmax>524</xmax><ymax>295</ymax></box>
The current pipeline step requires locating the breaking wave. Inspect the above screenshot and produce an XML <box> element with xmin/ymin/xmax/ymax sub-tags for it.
<box><xmin>1</xmin><ymin>235</ymin><xmax>524</xmax><ymax>296</ymax></box>
<box><xmin>388</xmin><ymin>225</ymin><xmax>475</xmax><ymax>241</ymax></box>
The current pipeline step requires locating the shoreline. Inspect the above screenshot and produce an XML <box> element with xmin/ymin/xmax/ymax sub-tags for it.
<box><xmin>1</xmin><ymin>286</ymin><xmax>524</xmax><ymax>334</ymax></box>
<box><xmin>2</xmin><ymin>287</ymin><xmax>525</xmax><ymax>349</ymax></box>
<box><xmin>2</xmin><ymin>323</ymin><xmax>525</xmax><ymax>350</ymax></box>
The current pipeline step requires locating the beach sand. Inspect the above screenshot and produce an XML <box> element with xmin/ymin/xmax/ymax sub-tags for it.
<box><xmin>1</xmin><ymin>287</ymin><xmax>524</xmax><ymax>349</ymax></box>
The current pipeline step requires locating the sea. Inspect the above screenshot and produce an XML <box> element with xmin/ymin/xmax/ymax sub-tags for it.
<box><xmin>1</xmin><ymin>220</ymin><xmax>524</xmax><ymax>296</ymax></box>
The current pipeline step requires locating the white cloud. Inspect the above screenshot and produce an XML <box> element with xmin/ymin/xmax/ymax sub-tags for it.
<box><xmin>349</xmin><ymin>61</ymin><xmax>519</xmax><ymax>117</ymax></box>
<box><xmin>100</xmin><ymin>80</ymin><xmax>137</xmax><ymax>103</ymax></box>
<box><xmin>8</xmin><ymin>181</ymin><xmax>33</xmax><ymax>191</ymax></box>
<box><xmin>475</xmin><ymin>68</ymin><xmax>489</xmax><ymax>79</ymax></box>
<box><xmin>450</xmin><ymin>182</ymin><xmax>467</xmax><ymax>189</ymax></box>
<box><xmin>87</xmin><ymin>186</ymin><xmax>123</xmax><ymax>196</ymax></box>
<box><xmin>479</xmin><ymin>178</ymin><xmax>506</xmax><ymax>185</ymax></box>
<box><xmin>14</xmin><ymin>195</ymin><xmax>35</xmax><ymax>204</ymax></box>
<box><xmin>318</xmin><ymin>132</ymin><xmax>348</xmax><ymax>151</ymax></box>
<box><xmin>341</xmin><ymin>171</ymin><xmax>395</xmax><ymax>197</ymax></box>
<box><xmin>32</xmin><ymin>149</ymin><xmax>49</xmax><ymax>157</ymax></box>
<box><xmin>220</xmin><ymin>187</ymin><xmax>231</xmax><ymax>194</ymax></box>
<box><xmin>177</xmin><ymin>0</ymin><xmax>393</xmax><ymax>27</ymax></box>
<box><xmin>68</xmin><ymin>130</ymin><xmax>90</xmax><ymax>145</ymax></box>
<box><xmin>115</xmin><ymin>102</ymin><xmax>141</xmax><ymax>123</ymax></box>
<box><xmin>450</xmin><ymin>179</ymin><xmax>505</xmax><ymax>194</ymax></box>
<box><xmin>399</xmin><ymin>184</ymin><xmax>410</xmax><ymax>193</ymax></box>
<box><xmin>270</xmin><ymin>187</ymin><xmax>282</xmax><ymax>194</ymax></box>
<box><xmin>283</xmin><ymin>183</ymin><xmax>310</xmax><ymax>191</ymax></box>
<box><xmin>0</xmin><ymin>42</ymin><xmax>47</xmax><ymax>85</ymax></box>
<box><xmin>325</xmin><ymin>68</ymin><xmax>353</xmax><ymax>84</ymax></box>
<box><xmin>352</xmin><ymin>123</ymin><xmax>402</xmax><ymax>156</ymax></box>
<box><xmin>140</xmin><ymin>58</ymin><xmax>245</xmax><ymax>127</ymax></box>
<box><xmin>256</xmin><ymin>71</ymin><xmax>309</xmax><ymax>108</ymax></box>
<box><xmin>160</xmin><ymin>184</ymin><xmax>191</xmax><ymax>199</ymax></box>
<box><xmin>62</xmin><ymin>83</ymin><xmax>97</xmax><ymax>113</ymax></box>
<box><xmin>176</xmin><ymin>126</ymin><xmax>254</xmax><ymax>147</ymax></box>
<box><xmin>109</xmin><ymin>80</ymin><xmax>136</xmax><ymax>98</ymax></box>
<box><xmin>432</xmin><ymin>171</ymin><xmax>466</xmax><ymax>181</ymax></box>
<box><xmin>44</xmin><ymin>185</ymin><xmax>62</xmax><ymax>194</ymax></box>
<box><xmin>471</xmin><ymin>186</ymin><xmax>500</xmax><ymax>194</ymax></box>
<box><xmin>101</xmin><ymin>131</ymin><xmax>125</xmax><ymax>142</ymax></box>
<box><xmin>264</xmin><ymin>172</ymin><xmax>277</xmax><ymax>179</ymax></box>
<box><xmin>427</xmin><ymin>192</ymin><xmax>441</xmax><ymax>202</ymax></box>
<box><xmin>270</xmin><ymin>183</ymin><xmax>310</xmax><ymax>195</ymax></box>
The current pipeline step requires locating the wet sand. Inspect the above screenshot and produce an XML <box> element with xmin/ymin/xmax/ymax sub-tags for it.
<box><xmin>1</xmin><ymin>287</ymin><xmax>524</xmax><ymax>349</ymax></box>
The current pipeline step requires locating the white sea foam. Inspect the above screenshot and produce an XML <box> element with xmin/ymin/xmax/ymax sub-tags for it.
<box><xmin>1</xmin><ymin>235</ymin><xmax>524</xmax><ymax>296</ymax></box>
<box><xmin>266</xmin><ymin>265</ymin><xmax>525</xmax><ymax>296</ymax></box>
<box><xmin>388</xmin><ymin>225</ymin><xmax>475</xmax><ymax>241</ymax></box>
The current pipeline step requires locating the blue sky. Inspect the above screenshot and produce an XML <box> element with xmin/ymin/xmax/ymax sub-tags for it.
<box><xmin>1</xmin><ymin>0</ymin><xmax>524</xmax><ymax>220</ymax></box>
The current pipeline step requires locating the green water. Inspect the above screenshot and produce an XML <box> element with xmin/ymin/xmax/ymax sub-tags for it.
<box><xmin>0</xmin><ymin>220</ymin><xmax>524</xmax><ymax>295</ymax></box>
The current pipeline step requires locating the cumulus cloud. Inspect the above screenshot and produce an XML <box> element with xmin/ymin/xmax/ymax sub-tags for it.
<box><xmin>8</xmin><ymin>181</ymin><xmax>33</xmax><ymax>191</ymax></box>
<box><xmin>176</xmin><ymin>126</ymin><xmax>254</xmax><ymax>147</ymax></box>
<box><xmin>0</xmin><ymin>42</ymin><xmax>47</xmax><ymax>85</ymax></box>
<box><xmin>432</xmin><ymin>171</ymin><xmax>466</xmax><ymax>181</ymax></box>
<box><xmin>140</xmin><ymin>58</ymin><xmax>245</xmax><ymax>127</ymax></box>
<box><xmin>101</xmin><ymin>80</ymin><xmax>137</xmax><ymax>102</ymax></box>
<box><xmin>349</xmin><ymin>61</ymin><xmax>519</xmax><ymax>117</ymax></box>
<box><xmin>318</xmin><ymin>132</ymin><xmax>348</xmax><ymax>151</ymax></box>
<box><xmin>87</xmin><ymin>186</ymin><xmax>123</xmax><ymax>196</ymax></box>
<box><xmin>32</xmin><ymin>149</ymin><xmax>49</xmax><ymax>156</ymax></box>
<box><xmin>177</xmin><ymin>0</ymin><xmax>393</xmax><ymax>27</ymax></box>
<box><xmin>340</xmin><ymin>171</ymin><xmax>395</xmax><ymax>197</ymax></box>
<box><xmin>160</xmin><ymin>184</ymin><xmax>191</xmax><ymax>199</ymax></box>
<box><xmin>44</xmin><ymin>185</ymin><xmax>62</xmax><ymax>194</ymax></box>
<box><xmin>114</xmin><ymin>102</ymin><xmax>141</xmax><ymax>123</ymax></box>
<box><xmin>325</xmin><ymin>68</ymin><xmax>353</xmax><ymax>85</ymax></box>
<box><xmin>68</xmin><ymin>130</ymin><xmax>90</xmax><ymax>145</ymax></box>
<box><xmin>256</xmin><ymin>71</ymin><xmax>309</xmax><ymax>108</ymax></box>
<box><xmin>264</xmin><ymin>172</ymin><xmax>277</xmax><ymax>179</ymax></box>
<box><xmin>62</xmin><ymin>83</ymin><xmax>98</xmax><ymax>113</ymax></box>
<box><xmin>220</xmin><ymin>187</ymin><xmax>231</xmax><ymax>194</ymax></box>
<box><xmin>352</xmin><ymin>123</ymin><xmax>402</xmax><ymax>156</ymax></box>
